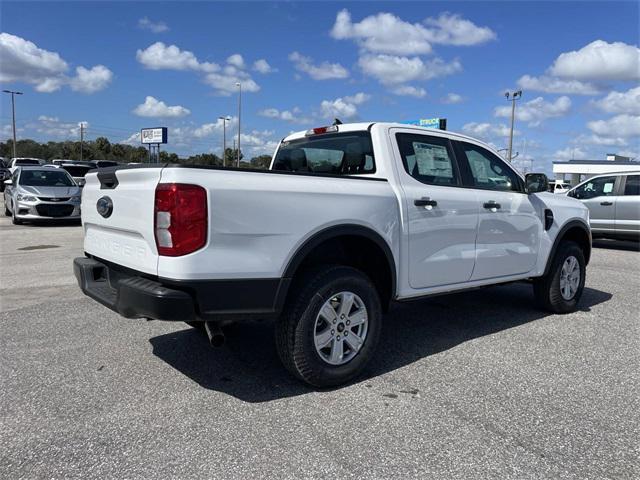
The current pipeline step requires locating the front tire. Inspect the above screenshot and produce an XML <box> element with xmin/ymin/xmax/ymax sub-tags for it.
<box><xmin>533</xmin><ymin>241</ymin><xmax>586</xmax><ymax>313</ymax></box>
<box><xmin>11</xmin><ymin>205</ymin><xmax>22</xmax><ymax>225</ymax></box>
<box><xmin>276</xmin><ymin>265</ymin><xmax>382</xmax><ymax>388</ymax></box>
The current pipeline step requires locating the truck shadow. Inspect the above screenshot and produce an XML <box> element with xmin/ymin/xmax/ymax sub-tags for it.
<box><xmin>149</xmin><ymin>283</ymin><xmax>612</xmax><ymax>403</ymax></box>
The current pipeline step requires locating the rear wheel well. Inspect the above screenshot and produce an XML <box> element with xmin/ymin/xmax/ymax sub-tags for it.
<box><xmin>286</xmin><ymin>234</ymin><xmax>394</xmax><ymax>311</ymax></box>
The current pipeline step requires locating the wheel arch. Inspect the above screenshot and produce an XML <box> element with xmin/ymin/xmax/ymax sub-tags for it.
<box><xmin>544</xmin><ymin>220</ymin><xmax>592</xmax><ymax>276</ymax></box>
<box><xmin>277</xmin><ymin>224</ymin><xmax>397</xmax><ymax>312</ymax></box>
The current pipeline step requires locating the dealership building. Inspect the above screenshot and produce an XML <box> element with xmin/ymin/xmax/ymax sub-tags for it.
<box><xmin>553</xmin><ymin>154</ymin><xmax>640</xmax><ymax>185</ymax></box>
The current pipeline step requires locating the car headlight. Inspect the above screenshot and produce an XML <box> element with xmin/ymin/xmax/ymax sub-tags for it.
<box><xmin>16</xmin><ymin>194</ymin><xmax>37</xmax><ymax>202</ymax></box>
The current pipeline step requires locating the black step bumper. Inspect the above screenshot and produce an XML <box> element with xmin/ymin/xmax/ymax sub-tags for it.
<box><xmin>74</xmin><ymin>257</ymin><xmax>196</xmax><ymax>320</ymax></box>
<box><xmin>73</xmin><ymin>256</ymin><xmax>289</xmax><ymax>323</ymax></box>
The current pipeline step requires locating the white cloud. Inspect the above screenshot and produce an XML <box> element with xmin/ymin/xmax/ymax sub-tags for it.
<box><xmin>575</xmin><ymin>134</ymin><xmax>628</xmax><ymax>147</ymax></box>
<box><xmin>549</xmin><ymin>40</ymin><xmax>640</xmax><ymax>81</ymax></box>
<box><xmin>193</xmin><ymin>116</ymin><xmax>238</xmax><ymax>138</ymax></box>
<box><xmin>462</xmin><ymin>122</ymin><xmax>516</xmax><ymax>142</ymax></box>
<box><xmin>34</xmin><ymin>116</ymin><xmax>89</xmax><ymax>138</ymax></box>
<box><xmin>554</xmin><ymin>147</ymin><xmax>587</xmax><ymax>161</ymax></box>
<box><xmin>137</xmin><ymin>42</ymin><xmax>261</xmax><ymax>96</ymax></box>
<box><xmin>330</xmin><ymin>9</ymin><xmax>494</xmax><ymax>55</ymax></box>
<box><xmin>359</xmin><ymin>54</ymin><xmax>461</xmax><ymax>85</ymax></box>
<box><xmin>138</xmin><ymin>17</ymin><xmax>169</xmax><ymax>33</ymax></box>
<box><xmin>442</xmin><ymin>92</ymin><xmax>464</xmax><ymax>104</ymax></box>
<box><xmin>422</xmin><ymin>12</ymin><xmax>496</xmax><ymax>46</ymax></box>
<box><xmin>204</xmin><ymin>71</ymin><xmax>260</xmax><ymax>95</ymax></box>
<box><xmin>120</xmin><ymin>132</ymin><xmax>141</xmax><ymax>146</ymax></box>
<box><xmin>0</xmin><ymin>33</ymin><xmax>111</xmax><ymax>94</ymax></box>
<box><xmin>132</xmin><ymin>96</ymin><xmax>191</xmax><ymax>118</ymax></box>
<box><xmin>592</xmin><ymin>86</ymin><xmax>640</xmax><ymax>115</ymax></box>
<box><xmin>239</xmin><ymin>129</ymin><xmax>279</xmax><ymax>156</ymax></box>
<box><xmin>494</xmin><ymin>96</ymin><xmax>571</xmax><ymax>126</ymax></box>
<box><xmin>70</xmin><ymin>65</ymin><xmax>113</xmax><ymax>93</ymax></box>
<box><xmin>253</xmin><ymin>59</ymin><xmax>275</xmax><ymax>74</ymax></box>
<box><xmin>320</xmin><ymin>92</ymin><xmax>370</xmax><ymax>120</ymax></box>
<box><xmin>136</xmin><ymin>42</ymin><xmax>218</xmax><ymax>72</ymax></box>
<box><xmin>516</xmin><ymin>74</ymin><xmax>601</xmax><ymax>95</ymax></box>
<box><xmin>289</xmin><ymin>51</ymin><xmax>349</xmax><ymax>80</ymax></box>
<box><xmin>391</xmin><ymin>85</ymin><xmax>427</xmax><ymax>98</ymax></box>
<box><xmin>258</xmin><ymin>107</ymin><xmax>310</xmax><ymax>123</ymax></box>
<box><xmin>227</xmin><ymin>54</ymin><xmax>245</xmax><ymax>69</ymax></box>
<box><xmin>587</xmin><ymin>114</ymin><xmax>640</xmax><ymax>138</ymax></box>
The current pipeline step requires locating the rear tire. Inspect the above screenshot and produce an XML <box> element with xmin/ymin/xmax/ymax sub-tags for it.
<box><xmin>533</xmin><ymin>241</ymin><xmax>585</xmax><ymax>313</ymax></box>
<box><xmin>275</xmin><ymin>265</ymin><xmax>382</xmax><ymax>388</ymax></box>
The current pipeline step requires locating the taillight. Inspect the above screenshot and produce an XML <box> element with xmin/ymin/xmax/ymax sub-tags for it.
<box><xmin>154</xmin><ymin>183</ymin><xmax>207</xmax><ymax>256</ymax></box>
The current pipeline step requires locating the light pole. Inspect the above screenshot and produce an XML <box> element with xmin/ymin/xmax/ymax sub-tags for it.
<box><xmin>218</xmin><ymin>116</ymin><xmax>229</xmax><ymax>167</ymax></box>
<box><xmin>2</xmin><ymin>89</ymin><xmax>23</xmax><ymax>159</ymax></box>
<box><xmin>504</xmin><ymin>90</ymin><xmax>522</xmax><ymax>163</ymax></box>
<box><xmin>236</xmin><ymin>82</ymin><xmax>241</xmax><ymax>167</ymax></box>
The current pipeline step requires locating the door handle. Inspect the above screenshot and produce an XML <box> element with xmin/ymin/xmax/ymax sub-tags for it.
<box><xmin>600</xmin><ymin>201</ymin><xmax>613</xmax><ymax>206</ymax></box>
<box><xmin>483</xmin><ymin>201</ymin><xmax>501</xmax><ymax>210</ymax></box>
<box><xmin>414</xmin><ymin>197</ymin><xmax>438</xmax><ymax>209</ymax></box>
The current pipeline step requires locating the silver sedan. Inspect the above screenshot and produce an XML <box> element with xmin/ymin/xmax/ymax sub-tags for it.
<box><xmin>3</xmin><ymin>166</ymin><xmax>82</xmax><ymax>225</ymax></box>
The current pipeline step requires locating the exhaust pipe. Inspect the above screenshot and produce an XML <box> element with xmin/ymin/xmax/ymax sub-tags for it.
<box><xmin>204</xmin><ymin>321</ymin><xmax>225</xmax><ymax>347</ymax></box>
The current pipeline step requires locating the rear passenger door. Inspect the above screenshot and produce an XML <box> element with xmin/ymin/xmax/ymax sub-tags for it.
<box><xmin>454</xmin><ymin>141</ymin><xmax>540</xmax><ymax>280</ymax></box>
<box><xmin>391</xmin><ymin>130</ymin><xmax>479</xmax><ymax>289</ymax></box>
<box><xmin>616</xmin><ymin>175</ymin><xmax>640</xmax><ymax>237</ymax></box>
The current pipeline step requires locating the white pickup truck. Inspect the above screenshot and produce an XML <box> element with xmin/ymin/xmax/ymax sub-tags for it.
<box><xmin>74</xmin><ymin>122</ymin><xmax>591</xmax><ymax>387</ymax></box>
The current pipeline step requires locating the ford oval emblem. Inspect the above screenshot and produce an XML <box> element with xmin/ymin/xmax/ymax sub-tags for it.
<box><xmin>96</xmin><ymin>196</ymin><xmax>113</xmax><ymax>218</ymax></box>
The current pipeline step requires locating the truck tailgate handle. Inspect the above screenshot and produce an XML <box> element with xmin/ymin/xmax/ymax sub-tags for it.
<box><xmin>414</xmin><ymin>197</ymin><xmax>438</xmax><ymax>209</ymax></box>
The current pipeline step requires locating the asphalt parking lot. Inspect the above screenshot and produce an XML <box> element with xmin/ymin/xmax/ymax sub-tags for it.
<box><xmin>1</xmin><ymin>200</ymin><xmax>638</xmax><ymax>480</ymax></box>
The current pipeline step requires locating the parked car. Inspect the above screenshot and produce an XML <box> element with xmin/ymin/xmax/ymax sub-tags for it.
<box><xmin>57</xmin><ymin>162</ymin><xmax>95</xmax><ymax>187</ymax></box>
<box><xmin>9</xmin><ymin>157</ymin><xmax>44</xmax><ymax>173</ymax></box>
<box><xmin>566</xmin><ymin>171</ymin><xmax>639</xmax><ymax>241</ymax></box>
<box><xmin>4</xmin><ymin>166</ymin><xmax>82</xmax><ymax>224</ymax></box>
<box><xmin>94</xmin><ymin>160</ymin><xmax>120</xmax><ymax>168</ymax></box>
<box><xmin>548</xmin><ymin>180</ymin><xmax>572</xmax><ymax>194</ymax></box>
<box><xmin>74</xmin><ymin>122</ymin><xmax>591</xmax><ymax>387</ymax></box>
<box><xmin>0</xmin><ymin>159</ymin><xmax>10</xmax><ymax>192</ymax></box>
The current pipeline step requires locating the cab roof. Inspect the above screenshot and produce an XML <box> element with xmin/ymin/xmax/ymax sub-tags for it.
<box><xmin>282</xmin><ymin>122</ymin><xmax>500</xmax><ymax>153</ymax></box>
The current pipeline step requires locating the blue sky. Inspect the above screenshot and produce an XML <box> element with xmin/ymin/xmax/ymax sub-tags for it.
<box><xmin>1</xmin><ymin>1</ymin><xmax>639</xmax><ymax>172</ymax></box>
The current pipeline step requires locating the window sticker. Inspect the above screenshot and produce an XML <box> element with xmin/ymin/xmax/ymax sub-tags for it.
<box><xmin>603</xmin><ymin>182</ymin><xmax>614</xmax><ymax>193</ymax></box>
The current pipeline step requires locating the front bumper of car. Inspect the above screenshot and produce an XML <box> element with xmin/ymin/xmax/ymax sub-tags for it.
<box><xmin>13</xmin><ymin>196</ymin><xmax>81</xmax><ymax>220</ymax></box>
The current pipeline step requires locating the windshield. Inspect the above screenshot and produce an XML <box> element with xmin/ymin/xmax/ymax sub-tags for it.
<box><xmin>19</xmin><ymin>169</ymin><xmax>75</xmax><ymax>187</ymax></box>
<box><xmin>15</xmin><ymin>159</ymin><xmax>41</xmax><ymax>166</ymax></box>
<box><xmin>272</xmin><ymin>131</ymin><xmax>375</xmax><ymax>174</ymax></box>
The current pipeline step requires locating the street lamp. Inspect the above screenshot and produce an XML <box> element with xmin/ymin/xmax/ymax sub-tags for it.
<box><xmin>236</xmin><ymin>82</ymin><xmax>241</xmax><ymax>168</ymax></box>
<box><xmin>504</xmin><ymin>90</ymin><xmax>522</xmax><ymax>163</ymax></box>
<box><xmin>218</xmin><ymin>116</ymin><xmax>230</xmax><ymax>167</ymax></box>
<box><xmin>2</xmin><ymin>89</ymin><xmax>24</xmax><ymax>159</ymax></box>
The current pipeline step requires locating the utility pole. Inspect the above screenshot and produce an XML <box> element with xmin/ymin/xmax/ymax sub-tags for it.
<box><xmin>236</xmin><ymin>82</ymin><xmax>242</xmax><ymax>167</ymax></box>
<box><xmin>79</xmin><ymin>122</ymin><xmax>85</xmax><ymax>161</ymax></box>
<box><xmin>504</xmin><ymin>90</ymin><xmax>522</xmax><ymax>163</ymax></box>
<box><xmin>219</xmin><ymin>116</ymin><xmax>229</xmax><ymax>167</ymax></box>
<box><xmin>2</xmin><ymin>90</ymin><xmax>23</xmax><ymax>159</ymax></box>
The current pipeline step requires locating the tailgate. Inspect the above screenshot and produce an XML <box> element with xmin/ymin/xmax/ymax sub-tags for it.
<box><xmin>81</xmin><ymin>167</ymin><xmax>163</xmax><ymax>275</ymax></box>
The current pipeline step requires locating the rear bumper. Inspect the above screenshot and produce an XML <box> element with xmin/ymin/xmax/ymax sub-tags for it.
<box><xmin>73</xmin><ymin>256</ymin><xmax>289</xmax><ymax>323</ymax></box>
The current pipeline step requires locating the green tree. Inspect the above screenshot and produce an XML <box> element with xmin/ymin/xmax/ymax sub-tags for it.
<box><xmin>224</xmin><ymin>147</ymin><xmax>242</xmax><ymax>166</ymax></box>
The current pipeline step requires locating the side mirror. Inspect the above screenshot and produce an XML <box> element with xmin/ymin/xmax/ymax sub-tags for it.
<box><xmin>3</xmin><ymin>179</ymin><xmax>11</xmax><ymax>186</ymax></box>
<box><xmin>525</xmin><ymin>173</ymin><xmax>549</xmax><ymax>194</ymax></box>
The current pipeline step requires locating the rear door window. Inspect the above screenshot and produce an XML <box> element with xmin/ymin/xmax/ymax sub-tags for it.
<box><xmin>624</xmin><ymin>175</ymin><xmax>640</xmax><ymax>196</ymax></box>
<box><xmin>395</xmin><ymin>133</ymin><xmax>460</xmax><ymax>186</ymax></box>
